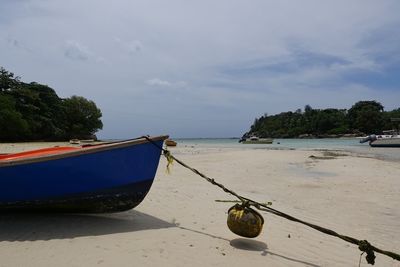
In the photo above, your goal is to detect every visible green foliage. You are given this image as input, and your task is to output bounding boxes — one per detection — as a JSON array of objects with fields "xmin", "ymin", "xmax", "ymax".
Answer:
[
  {"xmin": 62, "ymin": 96, "xmax": 103, "ymax": 139},
  {"xmin": 348, "ymin": 101, "xmax": 384, "ymax": 134},
  {"xmin": 245, "ymin": 101, "xmax": 398, "ymax": 138},
  {"xmin": 0, "ymin": 67, "xmax": 103, "ymax": 142},
  {"xmin": 383, "ymin": 108, "xmax": 400, "ymax": 132},
  {"xmin": 0, "ymin": 94, "xmax": 29, "ymax": 140},
  {"xmin": 0, "ymin": 67, "xmax": 20, "ymax": 92}
]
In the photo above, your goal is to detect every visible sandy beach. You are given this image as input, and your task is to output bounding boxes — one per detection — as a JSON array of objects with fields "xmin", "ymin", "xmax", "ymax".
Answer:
[{"xmin": 0, "ymin": 142, "xmax": 399, "ymax": 267}]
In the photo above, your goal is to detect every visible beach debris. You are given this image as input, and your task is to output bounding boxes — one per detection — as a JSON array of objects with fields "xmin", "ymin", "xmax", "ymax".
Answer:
[
  {"xmin": 322, "ymin": 151, "xmax": 348, "ymax": 157},
  {"xmin": 227, "ymin": 203, "xmax": 264, "ymax": 238},
  {"xmin": 309, "ymin": 151, "xmax": 349, "ymax": 160},
  {"xmin": 142, "ymin": 135, "xmax": 400, "ymax": 265},
  {"xmin": 309, "ymin": 155, "xmax": 335, "ymax": 160}
]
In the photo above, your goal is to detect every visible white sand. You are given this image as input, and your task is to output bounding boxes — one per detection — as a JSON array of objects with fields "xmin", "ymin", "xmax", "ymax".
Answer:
[{"xmin": 0, "ymin": 143, "xmax": 399, "ymax": 266}]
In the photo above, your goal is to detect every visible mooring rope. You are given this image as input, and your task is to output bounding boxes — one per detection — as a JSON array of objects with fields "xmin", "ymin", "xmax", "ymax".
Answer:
[{"xmin": 143, "ymin": 136, "xmax": 400, "ymax": 265}]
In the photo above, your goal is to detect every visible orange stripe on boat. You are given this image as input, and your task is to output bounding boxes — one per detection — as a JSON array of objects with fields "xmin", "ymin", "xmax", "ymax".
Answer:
[{"xmin": 0, "ymin": 147, "xmax": 79, "ymax": 161}]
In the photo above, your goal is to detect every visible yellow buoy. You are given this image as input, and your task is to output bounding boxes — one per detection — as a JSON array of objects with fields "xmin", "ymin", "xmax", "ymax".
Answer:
[{"xmin": 227, "ymin": 204, "xmax": 264, "ymax": 238}]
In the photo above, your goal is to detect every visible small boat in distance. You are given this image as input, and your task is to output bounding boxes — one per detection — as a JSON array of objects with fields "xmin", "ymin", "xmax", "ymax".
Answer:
[
  {"xmin": 165, "ymin": 139, "xmax": 177, "ymax": 147},
  {"xmin": 359, "ymin": 131, "xmax": 400, "ymax": 147},
  {"xmin": 69, "ymin": 139, "xmax": 96, "ymax": 145},
  {"xmin": 0, "ymin": 135, "xmax": 168, "ymax": 213},
  {"xmin": 239, "ymin": 136, "xmax": 273, "ymax": 144}
]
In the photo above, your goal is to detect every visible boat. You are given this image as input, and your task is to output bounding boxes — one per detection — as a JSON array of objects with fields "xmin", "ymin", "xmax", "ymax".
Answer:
[
  {"xmin": 165, "ymin": 139, "xmax": 177, "ymax": 147},
  {"xmin": 359, "ymin": 132, "xmax": 400, "ymax": 147},
  {"xmin": 0, "ymin": 135, "xmax": 168, "ymax": 213},
  {"xmin": 80, "ymin": 139, "xmax": 96, "ymax": 144},
  {"xmin": 69, "ymin": 139, "xmax": 96, "ymax": 145},
  {"xmin": 239, "ymin": 136, "xmax": 273, "ymax": 144}
]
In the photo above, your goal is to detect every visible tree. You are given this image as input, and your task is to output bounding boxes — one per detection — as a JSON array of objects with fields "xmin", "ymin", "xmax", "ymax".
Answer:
[
  {"xmin": 62, "ymin": 96, "xmax": 103, "ymax": 139},
  {"xmin": 348, "ymin": 101, "xmax": 384, "ymax": 134},
  {"xmin": 304, "ymin": 104, "xmax": 313, "ymax": 114},
  {"xmin": 0, "ymin": 66, "xmax": 104, "ymax": 141},
  {"xmin": 383, "ymin": 108, "xmax": 400, "ymax": 131},
  {"xmin": 0, "ymin": 67, "xmax": 20, "ymax": 92},
  {"xmin": 24, "ymin": 82, "xmax": 65, "ymax": 139},
  {"xmin": 7, "ymin": 82, "xmax": 67, "ymax": 140},
  {"xmin": 0, "ymin": 94, "xmax": 29, "ymax": 140}
]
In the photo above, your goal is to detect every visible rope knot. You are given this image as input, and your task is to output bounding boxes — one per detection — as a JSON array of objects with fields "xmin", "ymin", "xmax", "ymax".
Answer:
[
  {"xmin": 358, "ymin": 240, "xmax": 376, "ymax": 265},
  {"xmin": 241, "ymin": 200, "xmax": 250, "ymax": 208},
  {"xmin": 163, "ymin": 150, "xmax": 174, "ymax": 174}
]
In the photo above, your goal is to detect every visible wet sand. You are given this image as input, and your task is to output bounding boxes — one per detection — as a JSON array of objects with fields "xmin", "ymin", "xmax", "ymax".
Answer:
[{"xmin": 0, "ymin": 143, "xmax": 399, "ymax": 266}]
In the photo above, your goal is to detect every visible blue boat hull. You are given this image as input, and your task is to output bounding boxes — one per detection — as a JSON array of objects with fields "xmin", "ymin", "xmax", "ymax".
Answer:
[{"xmin": 0, "ymin": 137, "xmax": 167, "ymax": 213}]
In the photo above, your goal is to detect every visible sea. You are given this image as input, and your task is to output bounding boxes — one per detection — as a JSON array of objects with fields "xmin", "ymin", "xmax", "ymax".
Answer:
[{"xmin": 174, "ymin": 138, "xmax": 400, "ymax": 162}]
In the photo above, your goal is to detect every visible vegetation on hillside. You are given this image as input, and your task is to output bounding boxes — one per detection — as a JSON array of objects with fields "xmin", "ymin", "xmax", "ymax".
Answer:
[
  {"xmin": 244, "ymin": 101, "xmax": 400, "ymax": 139},
  {"xmin": 0, "ymin": 67, "xmax": 103, "ymax": 142}
]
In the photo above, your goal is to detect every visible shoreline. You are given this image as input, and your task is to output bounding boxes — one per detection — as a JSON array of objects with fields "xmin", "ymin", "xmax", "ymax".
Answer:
[{"xmin": 1, "ymin": 138, "xmax": 399, "ymax": 163}]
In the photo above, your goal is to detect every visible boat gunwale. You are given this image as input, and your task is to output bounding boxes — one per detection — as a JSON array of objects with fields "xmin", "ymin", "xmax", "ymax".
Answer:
[{"xmin": 0, "ymin": 135, "xmax": 168, "ymax": 167}]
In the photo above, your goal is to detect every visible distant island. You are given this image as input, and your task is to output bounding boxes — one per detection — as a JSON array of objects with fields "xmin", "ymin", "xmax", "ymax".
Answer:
[
  {"xmin": 0, "ymin": 67, "xmax": 103, "ymax": 142},
  {"xmin": 242, "ymin": 101, "xmax": 400, "ymax": 139}
]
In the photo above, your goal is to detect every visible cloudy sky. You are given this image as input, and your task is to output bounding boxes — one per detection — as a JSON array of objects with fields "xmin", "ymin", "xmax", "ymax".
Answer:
[{"xmin": 1, "ymin": 0, "xmax": 400, "ymax": 138}]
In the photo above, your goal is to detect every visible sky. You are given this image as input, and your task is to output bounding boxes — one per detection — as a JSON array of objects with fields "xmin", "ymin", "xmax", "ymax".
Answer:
[{"xmin": 1, "ymin": 0, "xmax": 400, "ymax": 138}]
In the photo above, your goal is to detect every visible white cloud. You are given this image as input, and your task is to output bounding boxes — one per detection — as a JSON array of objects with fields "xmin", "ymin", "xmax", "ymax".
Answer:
[
  {"xmin": 146, "ymin": 78, "xmax": 187, "ymax": 88},
  {"xmin": 64, "ymin": 40, "xmax": 92, "ymax": 61}
]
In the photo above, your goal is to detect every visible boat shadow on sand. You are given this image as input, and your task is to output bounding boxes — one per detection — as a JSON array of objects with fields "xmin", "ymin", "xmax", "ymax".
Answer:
[
  {"xmin": 0, "ymin": 210, "xmax": 174, "ymax": 241},
  {"xmin": 0, "ymin": 212, "xmax": 320, "ymax": 266}
]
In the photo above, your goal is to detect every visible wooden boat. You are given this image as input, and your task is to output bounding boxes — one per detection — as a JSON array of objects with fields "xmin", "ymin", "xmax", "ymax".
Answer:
[
  {"xmin": 165, "ymin": 139, "xmax": 177, "ymax": 147},
  {"xmin": 0, "ymin": 136, "xmax": 168, "ymax": 213},
  {"xmin": 69, "ymin": 139, "xmax": 96, "ymax": 145},
  {"xmin": 239, "ymin": 136, "xmax": 273, "ymax": 144},
  {"xmin": 80, "ymin": 139, "xmax": 96, "ymax": 144}
]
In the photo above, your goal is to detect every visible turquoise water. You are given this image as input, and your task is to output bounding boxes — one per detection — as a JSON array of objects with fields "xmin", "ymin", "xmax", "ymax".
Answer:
[{"xmin": 175, "ymin": 138, "xmax": 400, "ymax": 162}]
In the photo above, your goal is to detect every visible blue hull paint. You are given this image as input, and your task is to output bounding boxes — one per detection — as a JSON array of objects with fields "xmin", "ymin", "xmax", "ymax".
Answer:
[{"xmin": 0, "ymin": 137, "xmax": 166, "ymax": 212}]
